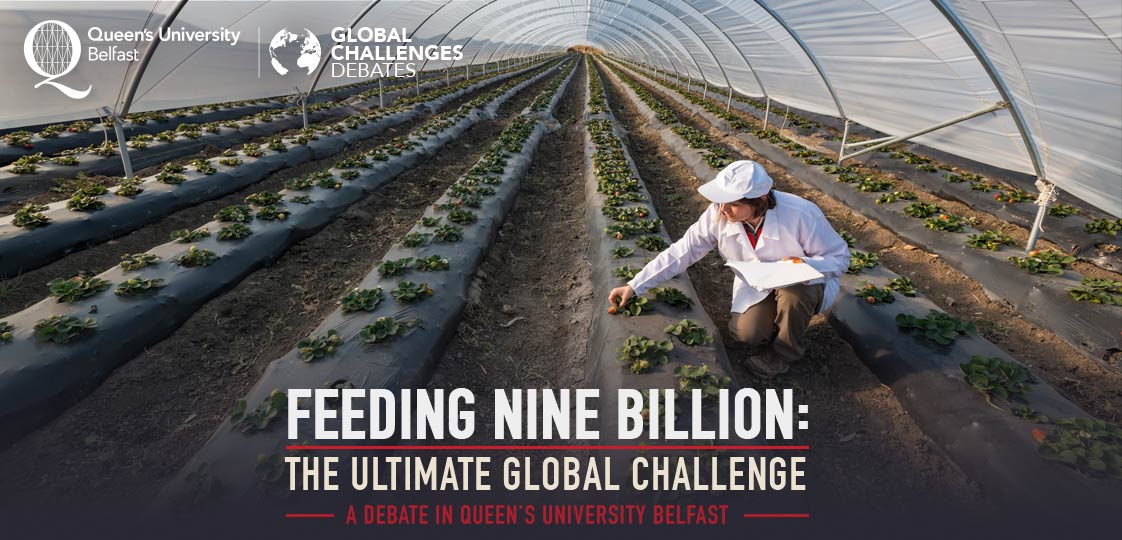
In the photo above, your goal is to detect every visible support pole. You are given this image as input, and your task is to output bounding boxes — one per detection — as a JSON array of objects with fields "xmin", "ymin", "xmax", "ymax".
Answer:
[
  {"xmin": 837, "ymin": 119, "xmax": 851, "ymax": 165},
  {"xmin": 297, "ymin": 89, "xmax": 308, "ymax": 130},
  {"xmin": 415, "ymin": 72, "xmax": 421, "ymax": 96},
  {"xmin": 763, "ymin": 97, "xmax": 771, "ymax": 131},
  {"xmin": 109, "ymin": 112, "xmax": 134, "ymax": 179},
  {"xmin": 726, "ymin": 87, "xmax": 733, "ymax": 113},
  {"xmin": 378, "ymin": 78, "xmax": 384, "ymax": 108},
  {"xmin": 446, "ymin": 66, "xmax": 451, "ymax": 86},
  {"xmin": 839, "ymin": 101, "xmax": 1007, "ymax": 163},
  {"xmin": 702, "ymin": 80, "xmax": 707, "ymax": 100},
  {"xmin": 686, "ymin": 74, "xmax": 691, "ymax": 93},
  {"xmin": 1026, "ymin": 180, "xmax": 1057, "ymax": 252}
]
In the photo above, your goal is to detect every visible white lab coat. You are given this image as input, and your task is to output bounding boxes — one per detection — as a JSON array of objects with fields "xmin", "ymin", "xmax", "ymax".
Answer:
[{"xmin": 627, "ymin": 191, "xmax": 851, "ymax": 314}]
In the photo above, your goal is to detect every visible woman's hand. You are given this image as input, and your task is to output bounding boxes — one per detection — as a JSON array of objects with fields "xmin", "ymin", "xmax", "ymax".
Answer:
[{"xmin": 608, "ymin": 285, "xmax": 635, "ymax": 307}]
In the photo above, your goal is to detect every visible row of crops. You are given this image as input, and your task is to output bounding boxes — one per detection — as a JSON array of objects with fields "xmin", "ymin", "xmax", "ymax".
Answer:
[
  {"xmin": 159, "ymin": 59, "xmax": 579, "ymax": 503},
  {"xmin": 0, "ymin": 62, "xmax": 548, "ymax": 206},
  {"xmin": 603, "ymin": 59, "xmax": 1120, "ymax": 369},
  {"xmin": 591, "ymin": 57, "xmax": 1121, "ymax": 494},
  {"xmin": 0, "ymin": 57, "xmax": 568, "ymax": 445},
  {"xmin": 0, "ymin": 61, "xmax": 555, "ymax": 278}
]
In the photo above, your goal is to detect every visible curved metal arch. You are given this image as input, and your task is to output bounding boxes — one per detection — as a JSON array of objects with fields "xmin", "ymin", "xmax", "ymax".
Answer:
[
  {"xmin": 490, "ymin": 17, "xmax": 662, "ymax": 73},
  {"xmin": 116, "ymin": 0, "xmax": 189, "ymax": 115},
  {"xmin": 473, "ymin": 4, "xmax": 694, "ymax": 76},
  {"xmin": 463, "ymin": 1, "xmax": 702, "ymax": 78},
  {"xmin": 522, "ymin": 0, "xmax": 721, "ymax": 82},
  {"xmin": 668, "ymin": 0, "xmax": 769, "ymax": 98},
  {"xmin": 413, "ymin": 0, "xmax": 500, "ymax": 76},
  {"xmin": 307, "ymin": 0, "xmax": 385, "ymax": 96},
  {"xmin": 445, "ymin": 0, "xmax": 679, "ymax": 77},
  {"xmin": 746, "ymin": 0, "xmax": 845, "ymax": 118},
  {"xmin": 929, "ymin": 0, "xmax": 1044, "ymax": 180},
  {"xmin": 593, "ymin": 0, "xmax": 736, "ymax": 94}
]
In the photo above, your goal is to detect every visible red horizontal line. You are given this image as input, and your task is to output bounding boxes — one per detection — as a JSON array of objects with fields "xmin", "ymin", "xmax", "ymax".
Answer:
[
  {"xmin": 743, "ymin": 514, "xmax": 810, "ymax": 519},
  {"xmin": 285, "ymin": 445, "xmax": 809, "ymax": 451},
  {"xmin": 285, "ymin": 513, "xmax": 335, "ymax": 519}
]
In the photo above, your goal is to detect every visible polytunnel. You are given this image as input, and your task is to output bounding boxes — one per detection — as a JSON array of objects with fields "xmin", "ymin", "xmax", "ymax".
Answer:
[
  {"xmin": 1, "ymin": 1, "xmax": 1121, "ymax": 535},
  {"xmin": 0, "ymin": 1, "xmax": 1118, "ymax": 215}
]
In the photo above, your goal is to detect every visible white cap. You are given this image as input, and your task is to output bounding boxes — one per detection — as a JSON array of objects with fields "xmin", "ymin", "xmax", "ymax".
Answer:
[{"xmin": 697, "ymin": 160, "xmax": 774, "ymax": 203}]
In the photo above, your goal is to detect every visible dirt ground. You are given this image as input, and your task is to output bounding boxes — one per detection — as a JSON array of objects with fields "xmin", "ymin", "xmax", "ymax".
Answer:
[
  {"xmin": 0, "ymin": 67, "xmax": 566, "ymax": 509},
  {"xmin": 595, "ymin": 61, "xmax": 983, "ymax": 510},
  {"xmin": 427, "ymin": 59, "xmax": 592, "ymax": 438},
  {"xmin": 599, "ymin": 62, "xmax": 1122, "ymax": 426}
]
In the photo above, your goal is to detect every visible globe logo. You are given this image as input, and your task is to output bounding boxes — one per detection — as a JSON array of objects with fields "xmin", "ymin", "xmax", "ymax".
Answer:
[
  {"xmin": 269, "ymin": 28, "xmax": 321, "ymax": 76},
  {"xmin": 23, "ymin": 20, "xmax": 91, "ymax": 99}
]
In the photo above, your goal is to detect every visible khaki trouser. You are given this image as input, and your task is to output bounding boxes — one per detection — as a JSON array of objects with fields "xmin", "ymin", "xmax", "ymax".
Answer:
[{"xmin": 728, "ymin": 283, "xmax": 824, "ymax": 363}]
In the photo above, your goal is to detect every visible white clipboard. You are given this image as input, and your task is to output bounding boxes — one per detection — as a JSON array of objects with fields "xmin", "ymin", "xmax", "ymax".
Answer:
[{"xmin": 725, "ymin": 260, "xmax": 824, "ymax": 290}]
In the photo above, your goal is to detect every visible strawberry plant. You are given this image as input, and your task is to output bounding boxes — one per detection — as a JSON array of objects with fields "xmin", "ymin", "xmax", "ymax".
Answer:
[
  {"xmin": 266, "ymin": 138, "xmax": 287, "ymax": 153},
  {"xmin": 856, "ymin": 282, "xmax": 895, "ymax": 304},
  {"xmin": 673, "ymin": 364, "xmax": 731, "ymax": 400},
  {"xmin": 245, "ymin": 191, "xmax": 284, "ymax": 206},
  {"xmin": 613, "ymin": 265, "xmax": 640, "ymax": 280},
  {"xmin": 903, "ymin": 202, "xmax": 940, "ymax": 218},
  {"xmin": 340, "ymin": 287, "xmax": 384, "ymax": 313},
  {"xmin": 447, "ymin": 207, "xmax": 477, "ymax": 225},
  {"xmin": 10, "ymin": 154, "xmax": 43, "ymax": 174},
  {"xmin": 1085, "ymin": 218, "xmax": 1122, "ymax": 237},
  {"xmin": 822, "ymin": 164, "xmax": 856, "ymax": 175},
  {"xmin": 1036, "ymin": 418, "xmax": 1122, "ymax": 480},
  {"xmin": 855, "ymin": 178, "xmax": 893, "ymax": 192},
  {"xmin": 34, "ymin": 315, "xmax": 96, "ymax": 344},
  {"xmin": 334, "ymin": 169, "xmax": 358, "ymax": 181},
  {"xmin": 884, "ymin": 277, "xmax": 918, "ymax": 296},
  {"xmin": 360, "ymin": 317, "xmax": 408, "ymax": 344},
  {"xmin": 255, "ymin": 204, "xmax": 287, "ymax": 221},
  {"xmin": 605, "ymin": 219, "xmax": 662, "ymax": 239},
  {"xmin": 285, "ymin": 177, "xmax": 314, "ymax": 191},
  {"xmin": 13, "ymin": 203, "xmax": 51, "ymax": 228},
  {"xmin": 839, "ymin": 230, "xmax": 856, "ymax": 248},
  {"xmin": 896, "ymin": 310, "xmax": 976, "ymax": 346},
  {"xmin": 617, "ymin": 335, "xmax": 672, "ymax": 374},
  {"xmin": 848, "ymin": 251, "xmax": 879, "ymax": 274},
  {"xmin": 415, "ymin": 255, "xmax": 450, "ymax": 272},
  {"xmin": 420, "ymin": 216, "xmax": 442, "ymax": 227},
  {"xmin": 1068, "ymin": 277, "xmax": 1122, "ymax": 305},
  {"xmin": 48, "ymin": 275, "xmax": 111, "ymax": 303},
  {"xmin": 805, "ymin": 156, "xmax": 832, "ymax": 166},
  {"xmin": 837, "ymin": 173, "xmax": 865, "ymax": 184},
  {"xmin": 242, "ymin": 143, "xmax": 263, "ymax": 157},
  {"xmin": 191, "ymin": 159, "xmax": 216, "ymax": 175},
  {"xmin": 119, "ymin": 253, "xmax": 159, "ymax": 271},
  {"xmin": 916, "ymin": 164, "xmax": 938, "ymax": 173},
  {"xmin": 433, "ymin": 225, "xmax": 463, "ymax": 243},
  {"xmin": 960, "ymin": 355, "xmax": 1037, "ymax": 404},
  {"xmin": 1048, "ymin": 204, "xmax": 1078, "ymax": 218},
  {"xmin": 391, "ymin": 281, "xmax": 433, "ymax": 304},
  {"xmin": 1009, "ymin": 249, "xmax": 1075, "ymax": 275},
  {"xmin": 170, "ymin": 227, "xmax": 211, "ymax": 243},
  {"xmin": 1012, "ymin": 405, "xmax": 1048, "ymax": 423},
  {"xmin": 6, "ymin": 130, "xmax": 33, "ymax": 148},
  {"xmin": 400, "ymin": 232, "xmax": 431, "ymax": 247},
  {"xmin": 297, "ymin": 330, "xmax": 341, "ymax": 361},
  {"xmin": 611, "ymin": 246, "xmax": 634, "ymax": 259},
  {"xmin": 970, "ymin": 181, "xmax": 995, "ymax": 192},
  {"xmin": 115, "ymin": 176, "xmax": 144, "ymax": 196},
  {"xmin": 609, "ymin": 296, "xmax": 648, "ymax": 317},
  {"xmin": 66, "ymin": 192, "xmax": 106, "ymax": 212},
  {"xmin": 217, "ymin": 223, "xmax": 252, "ymax": 241},
  {"xmin": 218, "ymin": 157, "xmax": 242, "ymax": 167},
  {"xmin": 176, "ymin": 246, "xmax": 218, "ymax": 267},
  {"xmin": 0, "ymin": 322, "xmax": 12, "ymax": 343},
  {"xmin": 215, "ymin": 205, "xmax": 253, "ymax": 222},
  {"xmin": 636, "ymin": 235, "xmax": 669, "ymax": 252},
  {"xmin": 664, "ymin": 319, "xmax": 713, "ymax": 346},
  {"xmin": 289, "ymin": 195, "xmax": 312, "ymax": 205},
  {"xmin": 155, "ymin": 171, "xmax": 185, "ymax": 185},
  {"xmin": 652, "ymin": 287, "xmax": 691, "ymax": 308},
  {"xmin": 115, "ymin": 277, "xmax": 165, "ymax": 296},
  {"xmin": 378, "ymin": 257, "xmax": 413, "ymax": 278},
  {"xmin": 966, "ymin": 229, "xmax": 1016, "ymax": 250},
  {"xmin": 230, "ymin": 389, "xmax": 286, "ymax": 432},
  {"xmin": 993, "ymin": 188, "xmax": 1033, "ymax": 204},
  {"xmin": 52, "ymin": 155, "xmax": 79, "ymax": 166},
  {"xmin": 876, "ymin": 191, "xmax": 917, "ymax": 204},
  {"xmin": 925, "ymin": 213, "xmax": 972, "ymax": 232}
]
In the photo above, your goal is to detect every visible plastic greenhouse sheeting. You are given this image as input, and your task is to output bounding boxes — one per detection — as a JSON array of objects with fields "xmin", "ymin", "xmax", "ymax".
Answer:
[{"xmin": 0, "ymin": 1, "xmax": 1119, "ymax": 216}]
